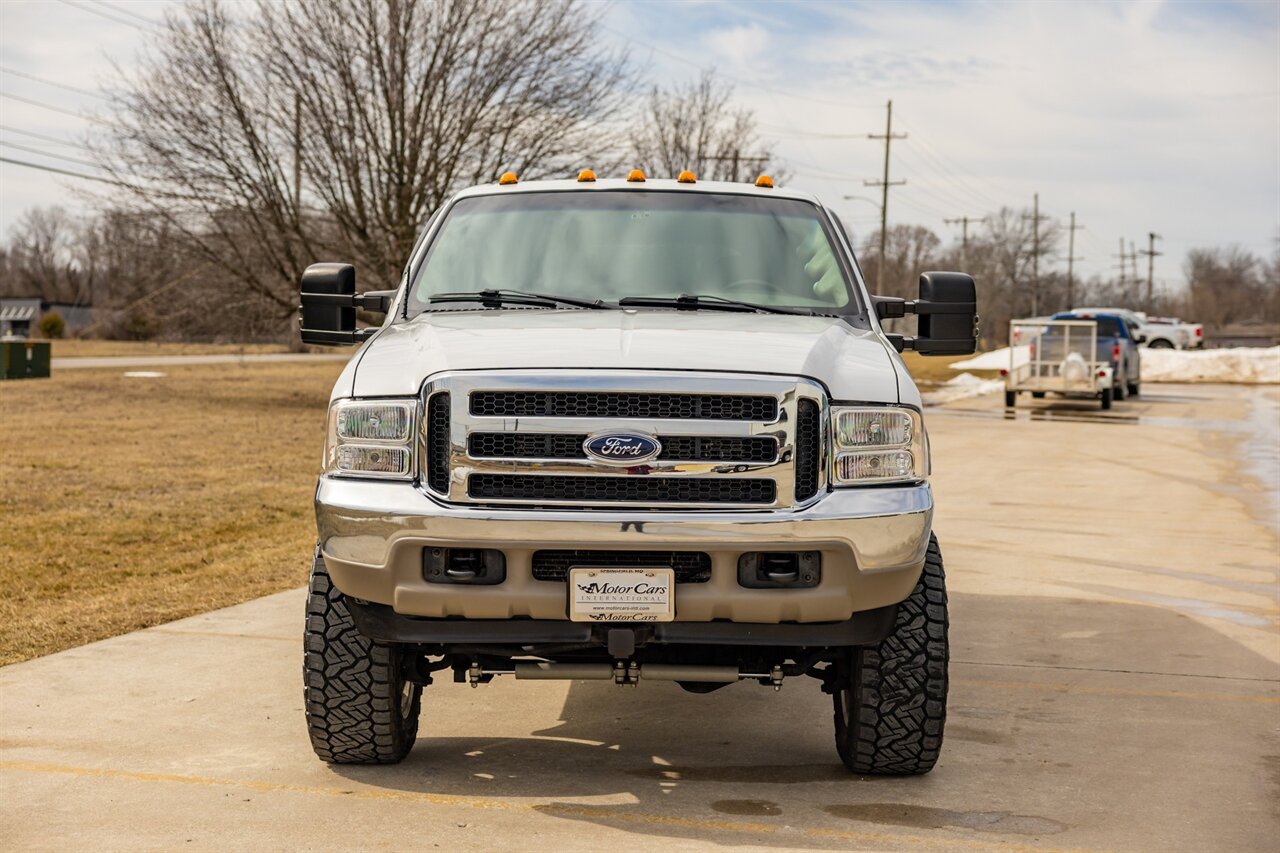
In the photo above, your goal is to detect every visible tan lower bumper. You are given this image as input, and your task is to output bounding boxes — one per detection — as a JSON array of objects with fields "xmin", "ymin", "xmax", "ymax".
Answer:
[{"xmin": 315, "ymin": 479, "xmax": 932, "ymax": 624}]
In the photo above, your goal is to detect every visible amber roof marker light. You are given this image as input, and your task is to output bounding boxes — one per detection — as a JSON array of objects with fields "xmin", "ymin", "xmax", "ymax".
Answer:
[
  {"xmin": 577, "ymin": 169, "xmax": 597, "ymax": 182},
  {"xmin": 498, "ymin": 171, "xmax": 518, "ymax": 185},
  {"xmin": 754, "ymin": 174, "xmax": 774, "ymax": 188},
  {"xmin": 626, "ymin": 169, "xmax": 646, "ymax": 182},
  {"xmin": 676, "ymin": 170, "xmax": 696, "ymax": 184}
]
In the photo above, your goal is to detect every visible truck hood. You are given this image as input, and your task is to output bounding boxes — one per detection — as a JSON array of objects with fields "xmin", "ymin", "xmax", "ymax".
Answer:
[{"xmin": 343, "ymin": 310, "xmax": 904, "ymax": 403}]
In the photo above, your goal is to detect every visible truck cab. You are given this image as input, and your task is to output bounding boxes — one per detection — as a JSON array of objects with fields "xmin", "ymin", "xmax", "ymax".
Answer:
[{"xmin": 299, "ymin": 172, "xmax": 976, "ymax": 775}]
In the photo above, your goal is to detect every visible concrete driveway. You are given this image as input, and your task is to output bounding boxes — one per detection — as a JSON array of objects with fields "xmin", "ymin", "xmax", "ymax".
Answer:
[{"xmin": 2, "ymin": 384, "xmax": 1277, "ymax": 852}]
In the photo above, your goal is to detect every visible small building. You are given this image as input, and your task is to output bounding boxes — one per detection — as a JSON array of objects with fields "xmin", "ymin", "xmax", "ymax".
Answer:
[
  {"xmin": 0, "ymin": 298, "xmax": 40, "ymax": 338},
  {"xmin": 0, "ymin": 298, "xmax": 96, "ymax": 337}
]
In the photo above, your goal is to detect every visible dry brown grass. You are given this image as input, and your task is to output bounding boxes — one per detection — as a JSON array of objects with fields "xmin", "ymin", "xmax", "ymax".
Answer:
[
  {"xmin": 899, "ymin": 351, "xmax": 1000, "ymax": 387},
  {"xmin": 0, "ymin": 361, "xmax": 345, "ymax": 664},
  {"xmin": 51, "ymin": 340, "xmax": 292, "ymax": 358}
]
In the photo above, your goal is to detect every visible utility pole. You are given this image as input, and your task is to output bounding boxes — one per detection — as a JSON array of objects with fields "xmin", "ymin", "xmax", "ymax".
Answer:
[
  {"xmin": 1065, "ymin": 212, "xmax": 1084, "ymax": 309},
  {"xmin": 704, "ymin": 149, "xmax": 768, "ymax": 183},
  {"xmin": 1023, "ymin": 193, "xmax": 1050, "ymax": 316},
  {"xmin": 1114, "ymin": 239, "xmax": 1128, "ymax": 289},
  {"xmin": 1140, "ymin": 232, "xmax": 1162, "ymax": 312},
  {"xmin": 943, "ymin": 215, "xmax": 987, "ymax": 268},
  {"xmin": 1129, "ymin": 240, "xmax": 1139, "ymax": 303},
  {"xmin": 865, "ymin": 100, "xmax": 907, "ymax": 291}
]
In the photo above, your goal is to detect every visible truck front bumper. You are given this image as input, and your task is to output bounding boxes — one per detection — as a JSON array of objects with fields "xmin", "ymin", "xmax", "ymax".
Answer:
[{"xmin": 316, "ymin": 479, "xmax": 933, "ymax": 625}]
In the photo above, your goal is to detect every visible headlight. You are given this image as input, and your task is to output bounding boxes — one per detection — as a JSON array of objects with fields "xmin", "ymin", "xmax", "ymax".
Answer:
[
  {"xmin": 830, "ymin": 406, "xmax": 927, "ymax": 485},
  {"xmin": 324, "ymin": 398, "xmax": 417, "ymax": 480}
]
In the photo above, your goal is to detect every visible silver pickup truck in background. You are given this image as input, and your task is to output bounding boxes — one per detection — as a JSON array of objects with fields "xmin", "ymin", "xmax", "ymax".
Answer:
[{"xmin": 298, "ymin": 171, "xmax": 977, "ymax": 775}]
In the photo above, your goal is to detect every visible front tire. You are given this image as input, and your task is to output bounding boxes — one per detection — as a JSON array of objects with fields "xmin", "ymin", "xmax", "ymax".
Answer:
[
  {"xmin": 304, "ymin": 551, "xmax": 421, "ymax": 764},
  {"xmin": 1004, "ymin": 390, "xmax": 1016, "ymax": 408},
  {"xmin": 834, "ymin": 535, "xmax": 948, "ymax": 775}
]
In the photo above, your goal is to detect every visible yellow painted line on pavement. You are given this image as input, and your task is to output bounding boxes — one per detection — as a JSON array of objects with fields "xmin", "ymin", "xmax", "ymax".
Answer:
[
  {"xmin": 956, "ymin": 677, "xmax": 1280, "ymax": 704},
  {"xmin": 0, "ymin": 759, "xmax": 1104, "ymax": 853}
]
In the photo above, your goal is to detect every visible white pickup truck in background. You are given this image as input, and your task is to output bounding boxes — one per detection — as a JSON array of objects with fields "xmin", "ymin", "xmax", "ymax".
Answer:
[{"xmin": 1072, "ymin": 306, "xmax": 1202, "ymax": 349}]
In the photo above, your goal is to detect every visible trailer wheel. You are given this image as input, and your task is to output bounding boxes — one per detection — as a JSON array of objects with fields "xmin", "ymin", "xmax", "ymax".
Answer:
[
  {"xmin": 1031, "ymin": 392, "xmax": 1045, "ymax": 399},
  {"xmin": 304, "ymin": 551, "xmax": 421, "ymax": 764},
  {"xmin": 1101, "ymin": 387, "xmax": 1113, "ymax": 410},
  {"xmin": 1004, "ymin": 390, "xmax": 1016, "ymax": 408},
  {"xmin": 833, "ymin": 535, "xmax": 948, "ymax": 775}
]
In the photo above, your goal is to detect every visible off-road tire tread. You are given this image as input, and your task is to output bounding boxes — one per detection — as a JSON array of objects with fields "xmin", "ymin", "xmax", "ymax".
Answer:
[
  {"xmin": 304, "ymin": 553, "xmax": 420, "ymax": 764},
  {"xmin": 836, "ymin": 535, "xmax": 948, "ymax": 775}
]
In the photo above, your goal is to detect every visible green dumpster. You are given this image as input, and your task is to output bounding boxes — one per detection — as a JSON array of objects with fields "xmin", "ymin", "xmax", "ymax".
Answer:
[{"xmin": 0, "ymin": 340, "xmax": 51, "ymax": 380}]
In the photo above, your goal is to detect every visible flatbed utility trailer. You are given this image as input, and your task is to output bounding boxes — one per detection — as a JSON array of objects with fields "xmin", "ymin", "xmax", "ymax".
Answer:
[{"xmin": 1003, "ymin": 319, "xmax": 1115, "ymax": 410}]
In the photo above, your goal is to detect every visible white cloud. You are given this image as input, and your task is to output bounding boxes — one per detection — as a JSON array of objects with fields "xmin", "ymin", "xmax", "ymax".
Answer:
[{"xmin": 705, "ymin": 23, "xmax": 770, "ymax": 68}]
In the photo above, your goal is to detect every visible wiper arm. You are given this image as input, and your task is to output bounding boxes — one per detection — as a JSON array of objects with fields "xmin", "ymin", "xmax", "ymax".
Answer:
[
  {"xmin": 428, "ymin": 289, "xmax": 612, "ymax": 309},
  {"xmin": 617, "ymin": 294, "xmax": 810, "ymax": 316}
]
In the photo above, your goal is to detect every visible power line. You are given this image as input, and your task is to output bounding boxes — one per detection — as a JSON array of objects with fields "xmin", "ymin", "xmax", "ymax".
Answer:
[
  {"xmin": 0, "ymin": 91, "xmax": 113, "ymax": 125},
  {"xmin": 0, "ymin": 124, "xmax": 94, "ymax": 152},
  {"xmin": 90, "ymin": 0, "xmax": 160, "ymax": 26},
  {"xmin": 0, "ymin": 155, "xmax": 120, "ymax": 185},
  {"xmin": 0, "ymin": 140, "xmax": 102, "ymax": 170},
  {"xmin": 0, "ymin": 66, "xmax": 111, "ymax": 101},
  {"xmin": 53, "ymin": 0, "xmax": 156, "ymax": 30}
]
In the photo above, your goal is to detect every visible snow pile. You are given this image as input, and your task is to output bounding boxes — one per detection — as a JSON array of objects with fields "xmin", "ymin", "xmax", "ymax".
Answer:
[
  {"xmin": 1139, "ymin": 346, "xmax": 1280, "ymax": 384},
  {"xmin": 948, "ymin": 345, "xmax": 1028, "ymax": 372},
  {"xmin": 946, "ymin": 345, "xmax": 1280, "ymax": 384},
  {"xmin": 922, "ymin": 372, "xmax": 1005, "ymax": 405}
]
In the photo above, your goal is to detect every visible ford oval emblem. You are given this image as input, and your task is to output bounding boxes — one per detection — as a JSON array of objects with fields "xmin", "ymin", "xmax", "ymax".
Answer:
[{"xmin": 583, "ymin": 431, "xmax": 662, "ymax": 465}]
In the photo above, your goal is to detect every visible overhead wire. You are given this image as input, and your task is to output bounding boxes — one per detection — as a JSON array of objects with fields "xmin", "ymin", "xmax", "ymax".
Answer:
[
  {"xmin": 53, "ymin": 0, "xmax": 157, "ymax": 31},
  {"xmin": 0, "ymin": 140, "xmax": 103, "ymax": 170}
]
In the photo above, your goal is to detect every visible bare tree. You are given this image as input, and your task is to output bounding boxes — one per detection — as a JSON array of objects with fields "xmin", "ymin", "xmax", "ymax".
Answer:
[
  {"xmin": 94, "ymin": 0, "xmax": 633, "ymax": 317},
  {"xmin": 629, "ymin": 70, "xmax": 782, "ymax": 182},
  {"xmin": 2, "ymin": 207, "xmax": 90, "ymax": 303}
]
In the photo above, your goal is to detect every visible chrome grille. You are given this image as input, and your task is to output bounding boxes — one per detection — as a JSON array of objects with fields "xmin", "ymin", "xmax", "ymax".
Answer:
[
  {"xmin": 467, "ymin": 432, "xmax": 778, "ymax": 463},
  {"xmin": 470, "ymin": 390, "xmax": 777, "ymax": 420},
  {"xmin": 420, "ymin": 370, "xmax": 826, "ymax": 510}
]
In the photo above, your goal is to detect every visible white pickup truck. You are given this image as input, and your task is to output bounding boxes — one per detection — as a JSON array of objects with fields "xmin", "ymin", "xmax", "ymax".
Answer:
[{"xmin": 298, "ymin": 172, "xmax": 977, "ymax": 775}]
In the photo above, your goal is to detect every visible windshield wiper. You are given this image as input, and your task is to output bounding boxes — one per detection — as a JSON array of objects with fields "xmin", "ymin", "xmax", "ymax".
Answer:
[
  {"xmin": 428, "ymin": 289, "xmax": 613, "ymax": 309},
  {"xmin": 617, "ymin": 294, "xmax": 811, "ymax": 316}
]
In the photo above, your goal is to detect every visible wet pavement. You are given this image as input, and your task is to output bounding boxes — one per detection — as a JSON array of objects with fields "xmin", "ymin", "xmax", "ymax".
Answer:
[{"xmin": 1, "ymin": 383, "xmax": 1276, "ymax": 852}]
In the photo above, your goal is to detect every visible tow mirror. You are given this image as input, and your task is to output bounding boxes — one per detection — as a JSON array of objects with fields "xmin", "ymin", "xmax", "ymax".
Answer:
[
  {"xmin": 873, "ymin": 271, "xmax": 978, "ymax": 356},
  {"xmin": 298, "ymin": 263, "xmax": 397, "ymax": 346}
]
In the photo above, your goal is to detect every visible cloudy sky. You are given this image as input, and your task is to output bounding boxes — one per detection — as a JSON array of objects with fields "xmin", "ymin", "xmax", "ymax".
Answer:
[{"xmin": 1, "ymin": 0, "xmax": 1276, "ymax": 294}]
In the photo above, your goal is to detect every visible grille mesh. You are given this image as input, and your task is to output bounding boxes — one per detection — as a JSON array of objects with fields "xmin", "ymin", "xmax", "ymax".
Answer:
[
  {"xmin": 531, "ymin": 550, "xmax": 712, "ymax": 583},
  {"xmin": 468, "ymin": 432, "xmax": 777, "ymax": 463},
  {"xmin": 794, "ymin": 398, "xmax": 821, "ymax": 501},
  {"xmin": 426, "ymin": 392, "xmax": 451, "ymax": 492},
  {"xmin": 468, "ymin": 474, "xmax": 776, "ymax": 505},
  {"xmin": 470, "ymin": 391, "xmax": 777, "ymax": 421}
]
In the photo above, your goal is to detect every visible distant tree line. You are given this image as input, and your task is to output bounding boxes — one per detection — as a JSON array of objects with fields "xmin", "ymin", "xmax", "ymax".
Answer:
[{"xmin": 853, "ymin": 216, "xmax": 1280, "ymax": 347}]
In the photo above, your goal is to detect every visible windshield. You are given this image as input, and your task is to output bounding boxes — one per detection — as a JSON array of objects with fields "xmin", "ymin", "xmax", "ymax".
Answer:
[{"xmin": 407, "ymin": 191, "xmax": 857, "ymax": 315}]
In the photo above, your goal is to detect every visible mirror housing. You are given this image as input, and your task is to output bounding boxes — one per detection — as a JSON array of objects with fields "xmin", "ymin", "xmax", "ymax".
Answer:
[
  {"xmin": 298, "ymin": 263, "xmax": 396, "ymax": 346},
  {"xmin": 875, "ymin": 271, "xmax": 978, "ymax": 356}
]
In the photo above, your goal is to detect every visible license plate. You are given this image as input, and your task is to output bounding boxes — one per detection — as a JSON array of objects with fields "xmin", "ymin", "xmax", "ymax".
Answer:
[{"xmin": 568, "ymin": 567, "xmax": 675, "ymax": 623}]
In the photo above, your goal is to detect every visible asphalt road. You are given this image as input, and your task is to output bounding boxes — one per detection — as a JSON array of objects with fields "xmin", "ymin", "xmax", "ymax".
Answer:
[{"xmin": 2, "ymin": 384, "xmax": 1277, "ymax": 852}]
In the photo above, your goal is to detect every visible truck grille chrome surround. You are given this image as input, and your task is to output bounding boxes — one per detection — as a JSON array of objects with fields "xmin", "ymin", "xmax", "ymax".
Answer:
[{"xmin": 419, "ymin": 370, "xmax": 828, "ymax": 510}]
